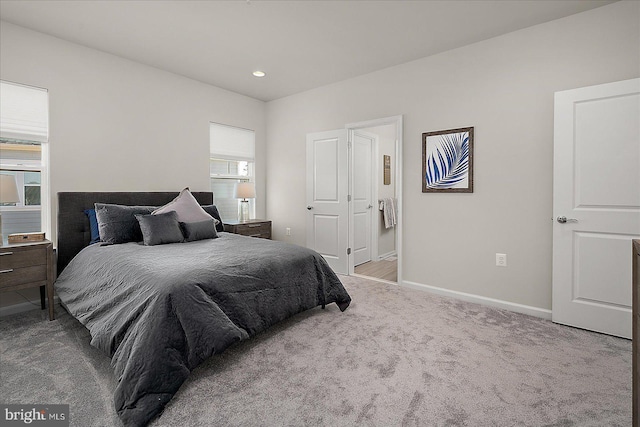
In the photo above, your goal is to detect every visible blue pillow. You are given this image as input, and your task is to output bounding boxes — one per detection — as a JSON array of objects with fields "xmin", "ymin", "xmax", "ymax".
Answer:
[{"xmin": 84, "ymin": 208, "xmax": 100, "ymax": 244}]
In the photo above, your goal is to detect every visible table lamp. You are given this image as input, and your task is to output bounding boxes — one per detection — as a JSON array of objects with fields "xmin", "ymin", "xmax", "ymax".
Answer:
[
  {"xmin": 234, "ymin": 182, "xmax": 255, "ymax": 222},
  {"xmin": 0, "ymin": 174, "xmax": 20, "ymax": 245}
]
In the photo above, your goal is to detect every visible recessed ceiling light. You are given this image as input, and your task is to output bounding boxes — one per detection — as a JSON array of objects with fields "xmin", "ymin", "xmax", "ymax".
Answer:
[{"xmin": 252, "ymin": 71, "xmax": 266, "ymax": 77}]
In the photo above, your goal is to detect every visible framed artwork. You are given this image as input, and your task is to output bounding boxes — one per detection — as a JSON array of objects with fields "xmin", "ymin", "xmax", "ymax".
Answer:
[
  {"xmin": 383, "ymin": 155, "xmax": 391, "ymax": 185},
  {"xmin": 422, "ymin": 126, "xmax": 474, "ymax": 193}
]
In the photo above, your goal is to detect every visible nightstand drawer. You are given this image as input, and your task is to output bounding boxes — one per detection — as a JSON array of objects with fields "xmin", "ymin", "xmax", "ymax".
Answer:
[
  {"xmin": 0, "ymin": 246, "xmax": 47, "ymax": 269},
  {"xmin": 224, "ymin": 220, "xmax": 272, "ymax": 239},
  {"xmin": 235, "ymin": 223, "xmax": 271, "ymax": 238},
  {"xmin": 0, "ymin": 265, "xmax": 47, "ymax": 289}
]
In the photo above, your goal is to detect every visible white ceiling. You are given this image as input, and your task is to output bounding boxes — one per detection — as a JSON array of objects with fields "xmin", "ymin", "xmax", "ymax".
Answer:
[{"xmin": 0, "ymin": 0, "xmax": 614, "ymax": 102}]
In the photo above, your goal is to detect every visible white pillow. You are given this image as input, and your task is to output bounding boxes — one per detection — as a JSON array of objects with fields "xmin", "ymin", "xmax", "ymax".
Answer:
[{"xmin": 152, "ymin": 188, "xmax": 214, "ymax": 223}]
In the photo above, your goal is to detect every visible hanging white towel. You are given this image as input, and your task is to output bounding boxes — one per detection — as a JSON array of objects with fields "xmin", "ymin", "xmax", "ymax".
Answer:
[{"xmin": 378, "ymin": 197, "xmax": 397, "ymax": 229}]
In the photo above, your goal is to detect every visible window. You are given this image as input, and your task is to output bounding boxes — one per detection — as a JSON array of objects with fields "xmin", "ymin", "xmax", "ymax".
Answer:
[
  {"xmin": 0, "ymin": 169, "xmax": 41, "ymax": 207},
  {"xmin": 209, "ymin": 123, "xmax": 255, "ymax": 221},
  {"xmin": 0, "ymin": 81, "xmax": 49, "ymax": 239},
  {"xmin": 0, "ymin": 142, "xmax": 44, "ymax": 238},
  {"xmin": 24, "ymin": 171, "xmax": 41, "ymax": 206}
]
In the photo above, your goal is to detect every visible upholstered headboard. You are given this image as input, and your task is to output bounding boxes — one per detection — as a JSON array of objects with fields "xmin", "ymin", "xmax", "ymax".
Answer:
[{"xmin": 57, "ymin": 192, "xmax": 214, "ymax": 274}]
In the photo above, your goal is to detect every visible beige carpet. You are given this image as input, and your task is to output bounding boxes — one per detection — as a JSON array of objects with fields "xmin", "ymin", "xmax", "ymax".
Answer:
[{"xmin": 0, "ymin": 275, "xmax": 631, "ymax": 426}]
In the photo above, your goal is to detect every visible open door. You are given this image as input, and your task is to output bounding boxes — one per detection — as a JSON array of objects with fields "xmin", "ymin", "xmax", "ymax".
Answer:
[
  {"xmin": 351, "ymin": 129, "xmax": 376, "ymax": 267},
  {"xmin": 552, "ymin": 78, "xmax": 640, "ymax": 338},
  {"xmin": 306, "ymin": 129, "xmax": 349, "ymax": 274}
]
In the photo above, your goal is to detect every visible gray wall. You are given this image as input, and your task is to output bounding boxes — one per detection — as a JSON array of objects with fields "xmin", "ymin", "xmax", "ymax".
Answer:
[
  {"xmin": 265, "ymin": 1, "xmax": 640, "ymax": 312},
  {"xmin": 0, "ymin": 21, "xmax": 267, "ymax": 246}
]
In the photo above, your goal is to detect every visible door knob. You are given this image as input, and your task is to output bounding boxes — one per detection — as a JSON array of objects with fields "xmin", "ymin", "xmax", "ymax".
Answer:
[
  {"xmin": 366, "ymin": 204, "xmax": 373, "ymax": 209},
  {"xmin": 557, "ymin": 216, "xmax": 578, "ymax": 224},
  {"xmin": 306, "ymin": 206, "xmax": 313, "ymax": 210}
]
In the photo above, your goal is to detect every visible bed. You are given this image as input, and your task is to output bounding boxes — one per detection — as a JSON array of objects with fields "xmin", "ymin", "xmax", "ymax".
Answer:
[{"xmin": 54, "ymin": 191, "xmax": 351, "ymax": 427}]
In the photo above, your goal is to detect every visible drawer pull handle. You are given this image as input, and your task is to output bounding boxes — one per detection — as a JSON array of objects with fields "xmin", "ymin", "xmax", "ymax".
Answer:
[
  {"xmin": 249, "ymin": 234, "xmax": 263, "ymax": 237},
  {"xmin": 0, "ymin": 252, "xmax": 13, "ymax": 256},
  {"xmin": 247, "ymin": 224, "xmax": 262, "ymax": 228},
  {"xmin": 0, "ymin": 269, "xmax": 14, "ymax": 274}
]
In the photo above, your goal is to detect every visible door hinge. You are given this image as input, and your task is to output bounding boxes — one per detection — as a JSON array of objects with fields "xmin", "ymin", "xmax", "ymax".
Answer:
[
  {"xmin": 347, "ymin": 195, "xmax": 351, "ymax": 202},
  {"xmin": 347, "ymin": 248, "xmax": 351, "ymax": 255}
]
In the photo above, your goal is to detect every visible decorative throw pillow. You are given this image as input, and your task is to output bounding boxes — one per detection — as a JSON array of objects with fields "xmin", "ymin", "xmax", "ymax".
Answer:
[
  {"xmin": 180, "ymin": 219, "xmax": 218, "ymax": 242},
  {"xmin": 201, "ymin": 205, "xmax": 225, "ymax": 232},
  {"xmin": 135, "ymin": 211, "xmax": 184, "ymax": 246},
  {"xmin": 152, "ymin": 188, "xmax": 213, "ymax": 223},
  {"xmin": 95, "ymin": 203, "xmax": 156, "ymax": 245},
  {"xmin": 84, "ymin": 208, "xmax": 100, "ymax": 244}
]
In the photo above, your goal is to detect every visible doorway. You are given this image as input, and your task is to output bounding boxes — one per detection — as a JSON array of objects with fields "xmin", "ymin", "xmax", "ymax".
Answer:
[
  {"xmin": 348, "ymin": 116, "xmax": 402, "ymax": 284},
  {"xmin": 305, "ymin": 116, "xmax": 402, "ymax": 284}
]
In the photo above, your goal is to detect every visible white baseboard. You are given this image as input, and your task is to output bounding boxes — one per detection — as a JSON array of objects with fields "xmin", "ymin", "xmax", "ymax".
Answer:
[
  {"xmin": 401, "ymin": 280, "xmax": 552, "ymax": 320},
  {"xmin": 0, "ymin": 297, "xmax": 59, "ymax": 318},
  {"xmin": 377, "ymin": 251, "xmax": 397, "ymax": 261}
]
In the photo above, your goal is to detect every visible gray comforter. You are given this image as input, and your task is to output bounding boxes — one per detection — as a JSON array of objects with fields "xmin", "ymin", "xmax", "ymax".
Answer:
[{"xmin": 55, "ymin": 233, "xmax": 351, "ymax": 427}]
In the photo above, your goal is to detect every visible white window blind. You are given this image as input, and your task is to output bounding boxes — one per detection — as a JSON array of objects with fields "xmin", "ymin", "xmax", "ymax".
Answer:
[
  {"xmin": 210, "ymin": 123, "xmax": 254, "ymax": 161},
  {"xmin": 0, "ymin": 81, "xmax": 49, "ymax": 143}
]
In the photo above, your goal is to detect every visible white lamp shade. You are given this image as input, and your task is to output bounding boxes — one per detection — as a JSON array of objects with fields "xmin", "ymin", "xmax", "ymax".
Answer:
[
  {"xmin": 234, "ymin": 182, "xmax": 256, "ymax": 199},
  {"xmin": 0, "ymin": 174, "xmax": 20, "ymax": 204}
]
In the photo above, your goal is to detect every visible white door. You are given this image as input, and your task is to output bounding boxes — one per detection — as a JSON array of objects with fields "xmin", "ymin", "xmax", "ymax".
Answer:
[
  {"xmin": 552, "ymin": 78, "xmax": 640, "ymax": 338},
  {"xmin": 351, "ymin": 130, "xmax": 375, "ymax": 266},
  {"xmin": 306, "ymin": 130, "xmax": 349, "ymax": 274}
]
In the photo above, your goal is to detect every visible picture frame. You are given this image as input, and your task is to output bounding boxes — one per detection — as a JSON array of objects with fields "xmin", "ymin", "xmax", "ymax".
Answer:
[
  {"xmin": 383, "ymin": 155, "xmax": 391, "ymax": 185},
  {"xmin": 422, "ymin": 126, "xmax": 474, "ymax": 193}
]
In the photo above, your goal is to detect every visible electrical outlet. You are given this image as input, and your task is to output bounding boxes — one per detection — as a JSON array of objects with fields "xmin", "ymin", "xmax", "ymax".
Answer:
[
  {"xmin": 496, "ymin": 253, "xmax": 507, "ymax": 267},
  {"xmin": 285, "ymin": 227, "xmax": 291, "ymax": 236}
]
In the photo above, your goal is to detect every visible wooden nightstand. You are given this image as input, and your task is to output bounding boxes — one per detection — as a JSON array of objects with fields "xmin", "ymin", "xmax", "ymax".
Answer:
[
  {"xmin": 0, "ymin": 240, "xmax": 55, "ymax": 320},
  {"xmin": 224, "ymin": 219, "xmax": 272, "ymax": 239}
]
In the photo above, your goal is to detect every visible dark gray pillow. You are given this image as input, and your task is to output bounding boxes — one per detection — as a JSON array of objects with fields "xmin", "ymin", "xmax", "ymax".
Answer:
[
  {"xmin": 202, "ymin": 205, "xmax": 224, "ymax": 232},
  {"xmin": 135, "ymin": 211, "xmax": 184, "ymax": 246},
  {"xmin": 95, "ymin": 203, "xmax": 156, "ymax": 244},
  {"xmin": 180, "ymin": 219, "xmax": 218, "ymax": 242}
]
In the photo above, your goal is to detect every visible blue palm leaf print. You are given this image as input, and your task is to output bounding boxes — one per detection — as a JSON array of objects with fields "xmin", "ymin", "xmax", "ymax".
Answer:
[{"xmin": 425, "ymin": 132, "xmax": 469, "ymax": 189}]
